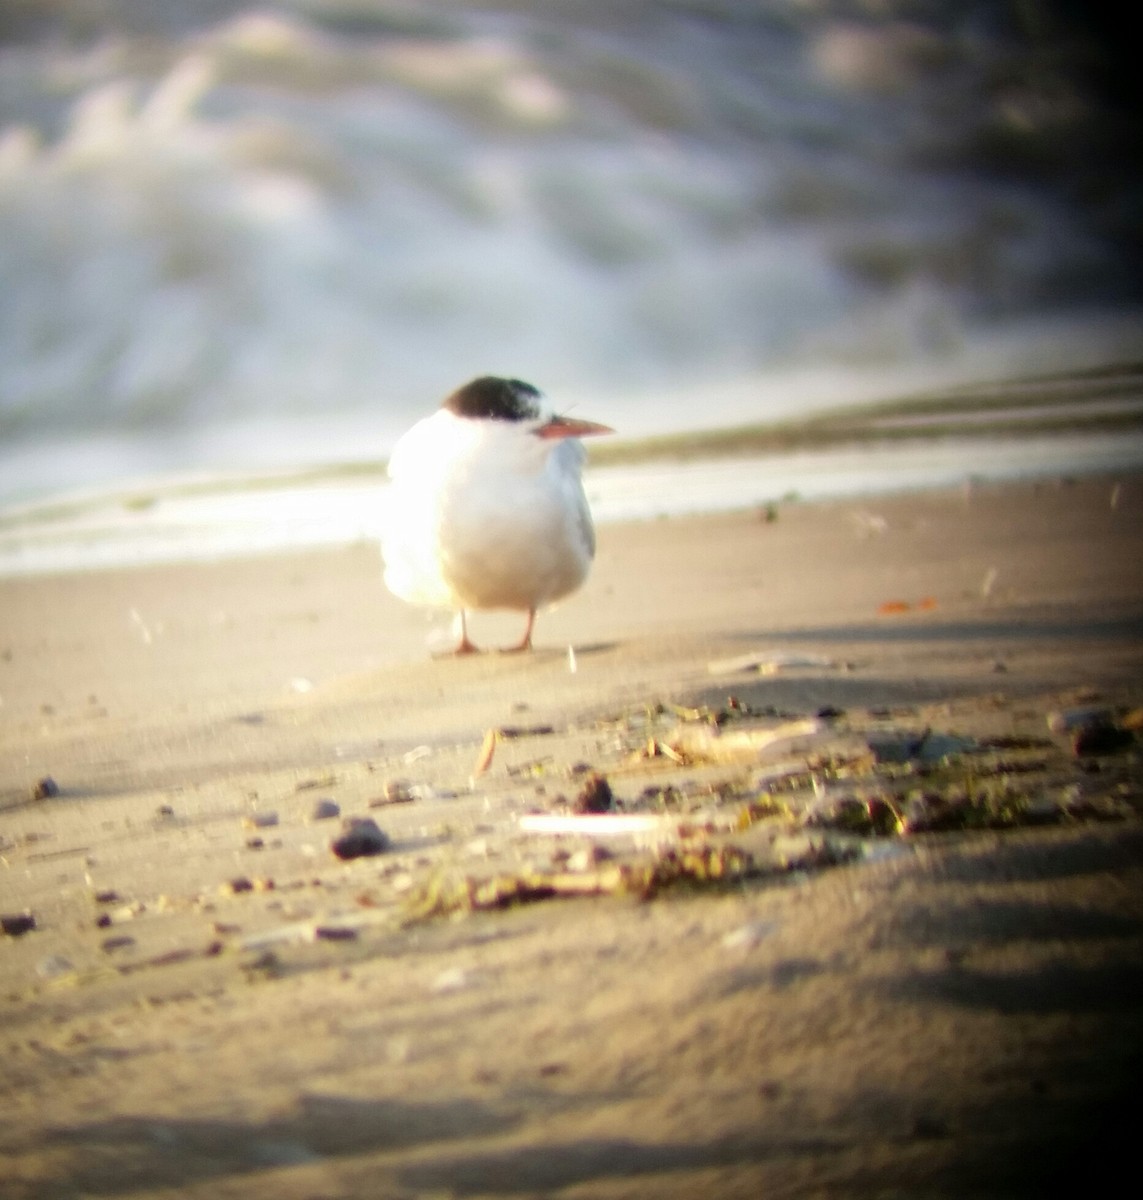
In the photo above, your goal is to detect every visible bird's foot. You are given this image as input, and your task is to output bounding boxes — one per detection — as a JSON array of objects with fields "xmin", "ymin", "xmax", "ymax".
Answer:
[
  {"xmin": 498, "ymin": 609, "xmax": 536, "ymax": 654},
  {"xmin": 497, "ymin": 638, "xmax": 533, "ymax": 655},
  {"xmin": 433, "ymin": 612, "xmax": 483, "ymax": 656}
]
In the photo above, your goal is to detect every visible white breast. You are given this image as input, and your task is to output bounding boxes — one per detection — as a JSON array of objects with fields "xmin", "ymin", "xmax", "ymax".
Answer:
[{"xmin": 382, "ymin": 410, "xmax": 596, "ymax": 614}]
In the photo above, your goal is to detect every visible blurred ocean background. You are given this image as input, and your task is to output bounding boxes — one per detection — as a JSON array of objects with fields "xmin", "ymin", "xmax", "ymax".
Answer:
[{"xmin": 1, "ymin": 0, "xmax": 1141, "ymax": 568}]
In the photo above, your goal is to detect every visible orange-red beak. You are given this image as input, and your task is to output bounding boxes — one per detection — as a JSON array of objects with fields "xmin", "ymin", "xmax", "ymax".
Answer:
[{"xmin": 535, "ymin": 415, "xmax": 614, "ymax": 440}]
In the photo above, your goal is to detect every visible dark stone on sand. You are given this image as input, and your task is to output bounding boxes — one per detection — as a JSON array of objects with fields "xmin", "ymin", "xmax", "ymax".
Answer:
[
  {"xmin": 33, "ymin": 776, "xmax": 59, "ymax": 800},
  {"xmin": 2, "ymin": 912, "xmax": 37, "ymax": 937},
  {"xmin": 331, "ymin": 817, "xmax": 390, "ymax": 860},
  {"xmin": 313, "ymin": 924, "xmax": 358, "ymax": 941},
  {"xmin": 573, "ymin": 773, "xmax": 614, "ymax": 813},
  {"xmin": 310, "ymin": 798, "xmax": 341, "ymax": 820},
  {"xmin": 1072, "ymin": 721, "xmax": 1133, "ymax": 757}
]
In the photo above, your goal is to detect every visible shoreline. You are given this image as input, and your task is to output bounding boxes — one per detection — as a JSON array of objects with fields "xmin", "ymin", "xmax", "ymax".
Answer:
[
  {"xmin": 2, "ymin": 356, "xmax": 1142, "ymax": 580},
  {"xmin": 2, "ymin": 425, "xmax": 1142, "ymax": 579}
]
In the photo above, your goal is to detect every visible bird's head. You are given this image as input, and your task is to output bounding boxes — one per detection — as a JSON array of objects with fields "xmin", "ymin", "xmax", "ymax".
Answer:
[{"xmin": 443, "ymin": 377, "xmax": 613, "ymax": 442}]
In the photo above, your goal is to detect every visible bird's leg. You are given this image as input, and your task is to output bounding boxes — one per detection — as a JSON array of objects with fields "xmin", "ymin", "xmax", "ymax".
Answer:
[
  {"xmin": 502, "ymin": 608, "xmax": 536, "ymax": 654},
  {"xmin": 452, "ymin": 610, "xmax": 481, "ymax": 655}
]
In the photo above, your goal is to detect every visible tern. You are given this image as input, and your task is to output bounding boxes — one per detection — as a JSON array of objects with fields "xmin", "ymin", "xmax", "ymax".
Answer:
[{"xmin": 381, "ymin": 376, "xmax": 613, "ymax": 654}]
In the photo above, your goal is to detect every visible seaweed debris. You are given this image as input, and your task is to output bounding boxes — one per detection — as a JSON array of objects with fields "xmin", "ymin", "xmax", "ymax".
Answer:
[{"xmin": 404, "ymin": 840, "xmax": 852, "ymax": 920}]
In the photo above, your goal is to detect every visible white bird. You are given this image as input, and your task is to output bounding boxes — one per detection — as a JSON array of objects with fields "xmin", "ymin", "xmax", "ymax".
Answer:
[{"xmin": 381, "ymin": 376, "xmax": 613, "ymax": 654}]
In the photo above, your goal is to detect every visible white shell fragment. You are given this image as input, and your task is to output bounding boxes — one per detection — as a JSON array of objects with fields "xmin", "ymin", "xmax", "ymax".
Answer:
[
  {"xmin": 707, "ymin": 651, "xmax": 838, "ymax": 675},
  {"xmin": 721, "ymin": 921, "xmax": 778, "ymax": 950}
]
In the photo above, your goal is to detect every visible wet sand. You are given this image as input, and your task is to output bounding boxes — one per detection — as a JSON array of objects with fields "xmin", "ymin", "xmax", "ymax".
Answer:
[{"xmin": 2, "ymin": 474, "xmax": 1143, "ymax": 1198}]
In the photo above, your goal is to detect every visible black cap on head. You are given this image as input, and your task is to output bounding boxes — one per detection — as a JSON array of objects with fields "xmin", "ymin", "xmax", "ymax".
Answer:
[{"xmin": 443, "ymin": 377, "xmax": 543, "ymax": 422}]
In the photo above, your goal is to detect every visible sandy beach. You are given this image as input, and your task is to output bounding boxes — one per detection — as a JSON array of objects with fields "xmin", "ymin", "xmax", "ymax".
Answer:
[{"xmin": 3, "ymin": 472, "xmax": 1143, "ymax": 1198}]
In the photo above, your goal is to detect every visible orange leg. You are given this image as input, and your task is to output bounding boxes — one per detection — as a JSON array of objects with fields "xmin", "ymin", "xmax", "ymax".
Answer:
[
  {"xmin": 452, "ymin": 610, "xmax": 481, "ymax": 655},
  {"xmin": 502, "ymin": 608, "xmax": 536, "ymax": 654}
]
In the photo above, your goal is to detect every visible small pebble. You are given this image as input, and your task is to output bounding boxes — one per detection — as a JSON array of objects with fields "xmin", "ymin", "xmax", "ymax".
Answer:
[
  {"xmin": 309, "ymin": 798, "xmax": 341, "ymax": 821},
  {"xmin": 224, "ymin": 877, "xmax": 255, "ymax": 895},
  {"xmin": 101, "ymin": 935, "xmax": 136, "ymax": 953},
  {"xmin": 243, "ymin": 811, "xmax": 279, "ymax": 829},
  {"xmin": 32, "ymin": 777, "xmax": 59, "ymax": 800},
  {"xmin": 572, "ymin": 773, "xmax": 613, "ymax": 814},
  {"xmin": 1, "ymin": 912, "xmax": 36, "ymax": 937},
  {"xmin": 370, "ymin": 781, "xmax": 414, "ymax": 807},
  {"xmin": 313, "ymin": 924, "xmax": 358, "ymax": 942},
  {"xmin": 1072, "ymin": 722, "xmax": 1132, "ymax": 757},
  {"xmin": 331, "ymin": 817, "xmax": 390, "ymax": 860}
]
